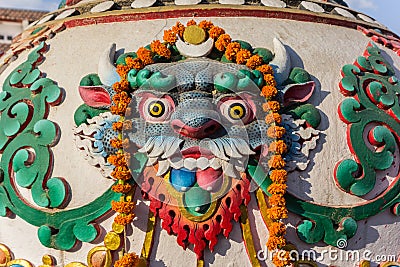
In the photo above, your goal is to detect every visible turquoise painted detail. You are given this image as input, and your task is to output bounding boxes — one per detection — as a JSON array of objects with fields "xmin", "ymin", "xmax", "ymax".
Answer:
[
  {"xmin": 80, "ymin": 74, "xmax": 102, "ymax": 86},
  {"xmin": 58, "ymin": 0, "xmax": 66, "ymax": 8},
  {"xmin": 288, "ymin": 104, "xmax": 321, "ymax": 128},
  {"xmin": 234, "ymin": 40, "xmax": 253, "ymax": 52},
  {"xmin": 184, "ymin": 186, "xmax": 211, "ymax": 216},
  {"xmin": 0, "ymin": 42, "xmax": 147, "ymax": 251},
  {"xmin": 286, "ymin": 67, "xmax": 312, "ymax": 85},
  {"xmin": 74, "ymin": 104, "xmax": 108, "ymax": 127},
  {"xmin": 253, "ymin": 47, "xmax": 273, "ymax": 64}
]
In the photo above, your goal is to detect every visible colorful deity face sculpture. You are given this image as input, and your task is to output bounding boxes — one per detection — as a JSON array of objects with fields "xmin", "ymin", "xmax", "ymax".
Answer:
[
  {"xmin": 124, "ymin": 59, "xmax": 267, "ymax": 255},
  {"xmin": 75, "ymin": 26, "xmax": 317, "ymax": 259}
]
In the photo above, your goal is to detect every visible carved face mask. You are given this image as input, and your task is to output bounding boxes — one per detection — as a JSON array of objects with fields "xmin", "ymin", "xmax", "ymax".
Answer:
[
  {"xmin": 74, "ymin": 33, "xmax": 317, "ymax": 259},
  {"xmin": 122, "ymin": 59, "xmax": 271, "ymax": 256}
]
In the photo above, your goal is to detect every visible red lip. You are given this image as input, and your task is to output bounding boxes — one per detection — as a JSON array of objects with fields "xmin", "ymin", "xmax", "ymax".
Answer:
[{"xmin": 181, "ymin": 146, "xmax": 214, "ymax": 159}]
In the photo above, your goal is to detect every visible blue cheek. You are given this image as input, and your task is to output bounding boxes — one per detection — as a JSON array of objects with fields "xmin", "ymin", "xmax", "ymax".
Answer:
[{"xmin": 170, "ymin": 168, "xmax": 196, "ymax": 192}]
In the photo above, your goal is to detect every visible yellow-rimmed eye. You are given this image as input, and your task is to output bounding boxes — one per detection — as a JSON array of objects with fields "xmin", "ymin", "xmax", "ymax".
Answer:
[
  {"xmin": 148, "ymin": 101, "xmax": 165, "ymax": 117},
  {"xmin": 219, "ymin": 98, "xmax": 254, "ymax": 125},
  {"xmin": 141, "ymin": 96, "xmax": 174, "ymax": 123},
  {"xmin": 228, "ymin": 103, "xmax": 246, "ymax": 120}
]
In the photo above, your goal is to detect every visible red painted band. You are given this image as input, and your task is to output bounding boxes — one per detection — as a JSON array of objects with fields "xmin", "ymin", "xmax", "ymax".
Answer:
[{"xmin": 63, "ymin": 6, "xmax": 393, "ymax": 36}]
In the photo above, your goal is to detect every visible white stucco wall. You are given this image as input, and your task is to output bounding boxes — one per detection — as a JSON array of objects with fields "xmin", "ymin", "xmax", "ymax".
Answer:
[{"xmin": 0, "ymin": 21, "xmax": 23, "ymax": 43}]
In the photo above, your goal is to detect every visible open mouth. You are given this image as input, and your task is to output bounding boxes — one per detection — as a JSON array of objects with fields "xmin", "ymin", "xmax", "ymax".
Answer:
[
  {"xmin": 142, "ymin": 145, "xmax": 247, "ymax": 192},
  {"xmin": 136, "ymin": 135, "xmax": 256, "ymax": 194}
]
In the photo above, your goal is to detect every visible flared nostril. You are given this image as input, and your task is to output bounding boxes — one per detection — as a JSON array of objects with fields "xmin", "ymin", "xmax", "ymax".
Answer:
[
  {"xmin": 203, "ymin": 122, "xmax": 218, "ymax": 135},
  {"xmin": 172, "ymin": 123, "xmax": 182, "ymax": 132},
  {"xmin": 170, "ymin": 119, "xmax": 220, "ymax": 139}
]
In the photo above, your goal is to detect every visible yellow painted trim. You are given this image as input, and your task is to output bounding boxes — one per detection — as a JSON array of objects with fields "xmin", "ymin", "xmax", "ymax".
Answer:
[
  {"xmin": 256, "ymin": 188, "xmax": 273, "ymax": 229},
  {"xmin": 239, "ymin": 205, "xmax": 261, "ymax": 267},
  {"xmin": 139, "ymin": 211, "xmax": 157, "ymax": 267}
]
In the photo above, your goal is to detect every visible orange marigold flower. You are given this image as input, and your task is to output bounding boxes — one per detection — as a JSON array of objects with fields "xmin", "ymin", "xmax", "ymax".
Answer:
[
  {"xmin": 267, "ymin": 236, "xmax": 287, "ymax": 251},
  {"xmin": 246, "ymin": 54, "xmax": 263, "ymax": 69},
  {"xmin": 126, "ymin": 57, "xmax": 143, "ymax": 70},
  {"xmin": 269, "ymin": 140, "xmax": 287, "ymax": 155},
  {"xmin": 186, "ymin": 19, "xmax": 196, "ymax": 26},
  {"xmin": 269, "ymin": 221, "xmax": 287, "ymax": 236},
  {"xmin": 111, "ymin": 200, "xmax": 136, "ymax": 214},
  {"xmin": 261, "ymin": 85, "xmax": 278, "ymax": 99},
  {"xmin": 112, "ymin": 80, "xmax": 129, "ymax": 93},
  {"xmin": 270, "ymin": 169, "xmax": 288, "ymax": 184},
  {"xmin": 112, "ymin": 184, "xmax": 132, "ymax": 194},
  {"xmin": 113, "ymin": 121, "xmax": 124, "ymax": 132},
  {"xmin": 137, "ymin": 47, "xmax": 154, "ymax": 66},
  {"xmin": 267, "ymin": 183, "xmax": 287, "ymax": 195},
  {"xmin": 114, "ymin": 252, "xmax": 140, "ymax": 267},
  {"xmin": 209, "ymin": 26, "xmax": 225, "ymax": 39},
  {"xmin": 268, "ymin": 206, "xmax": 288, "ymax": 220},
  {"xmin": 163, "ymin": 29, "xmax": 177, "ymax": 44},
  {"xmin": 272, "ymin": 251, "xmax": 291, "ymax": 267},
  {"xmin": 265, "ymin": 112, "xmax": 282, "ymax": 124},
  {"xmin": 111, "ymin": 165, "xmax": 132, "ymax": 181},
  {"xmin": 268, "ymin": 154, "xmax": 286, "ymax": 169},
  {"xmin": 267, "ymin": 126, "xmax": 286, "ymax": 139},
  {"xmin": 262, "ymin": 101, "xmax": 281, "ymax": 112},
  {"xmin": 264, "ymin": 74, "xmax": 277, "ymax": 87},
  {"xmin": 111, "ymin": 92, "xmax": 131, "ymax": 115},
  {"xmin": 236, "ymin": 49, "xmax": 252, "ymax": 65},
  {"xmin": 114, "ymin": 213, "xmax": 135, "ymax": 226},
  {"xmin": 116, "ymin": 64, "xmax": 130, "ymax": 79},
  {"xmin": 225, "ymin": 42, "xmax": 241, "ymax": 61},
  {"xmin": 172, "ymin": 22, "xmax": 185, "ymax": 38},
  {"xmin": 111, "ymin": 138, "xmax": 123, "ymax": 149},
  {"xmin": 107, "ymin": 152, "xmax": 126, "ymax": 166},
  {"xmin": 215, "ymin": 34, "xmax": 231, "ymax": 51},
  {"xmin": 150, "ymin": 40, "xmax": 171, "ymax": 59},
  {"xmin": 268, "ymin": 194, "xmax": 286, "ymax": 207},
  {"xmin": 199, "ymin": 20, "xmax": 214, "ymax": 30},
  {"xmin": 256, "ymin": 64, "xmax": 274, "ymax": 75}
]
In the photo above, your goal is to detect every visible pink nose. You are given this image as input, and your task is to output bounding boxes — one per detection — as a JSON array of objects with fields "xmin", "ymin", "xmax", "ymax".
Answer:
[{"xmin": 171, "ymin": 119, "xmax": 220, "ymax": 139}]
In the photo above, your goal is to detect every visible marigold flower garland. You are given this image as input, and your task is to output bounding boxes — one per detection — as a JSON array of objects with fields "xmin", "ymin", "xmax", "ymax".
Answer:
[{"xmin": 107, "ymin": 20, "xmax": 290, "ymax": 267}]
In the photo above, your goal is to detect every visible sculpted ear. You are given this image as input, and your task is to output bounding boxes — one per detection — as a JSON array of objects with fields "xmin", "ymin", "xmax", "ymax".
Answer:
[
  {"xmin": 282, "ymin": 81, "xmax": 315, "ymax": 106},
  {"xmin": 79, "ymin": 86, "xmax": 112, "ymax": 108}
]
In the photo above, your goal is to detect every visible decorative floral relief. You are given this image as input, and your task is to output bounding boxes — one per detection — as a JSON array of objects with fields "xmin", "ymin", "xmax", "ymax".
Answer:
[
  {"xmin": 336, "ymin": 42, "xmax": 400, "ymax": 196},
  {"xmin": 0, "ymin": 42, "xmax": 121, "ymax": 252},
  {"xmin": 74, "ymin": 112, "xmax": 120, "ymax": 178},
  {"xmin": 285, "ymin": 42, "xmax": 400, "ymax": 250}
]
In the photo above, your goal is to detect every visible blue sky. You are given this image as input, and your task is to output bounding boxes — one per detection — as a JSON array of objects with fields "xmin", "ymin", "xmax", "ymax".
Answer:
[{"xmin": 0, "ymin": 0, "xmax": 398, "ymax": 35}]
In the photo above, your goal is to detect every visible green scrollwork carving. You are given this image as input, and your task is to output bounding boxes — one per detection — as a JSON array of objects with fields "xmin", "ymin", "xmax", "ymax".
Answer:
[
  {"xmin": 270, "ymin": 42, "xmax": 400, "ymax": 248},
  {"xmin": 336, "ymin": 42, "xmax": 400, "ymax": 196},
  {"xmin": 250, "ymin": 44, "xmax": 400, "ymax": 245},
  {"xmin": 0, "ymin": 42, "xmax": 148, "ymax": 251}
]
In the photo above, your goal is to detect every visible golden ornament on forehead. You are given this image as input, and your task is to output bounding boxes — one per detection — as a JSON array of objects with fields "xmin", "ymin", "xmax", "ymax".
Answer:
[{"xmin": 183, "ymin": 25, "xmax": 207, "ymax": 45}]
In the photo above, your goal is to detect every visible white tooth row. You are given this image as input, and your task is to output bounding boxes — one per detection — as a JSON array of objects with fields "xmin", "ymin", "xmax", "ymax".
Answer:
[
  {"xmin": 167, "ymin": 157, "xmax": 222, "ymax": 171},
  {"xmin": 149, "ymin": 156, "xmax": 244, "ymax": 180}
]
